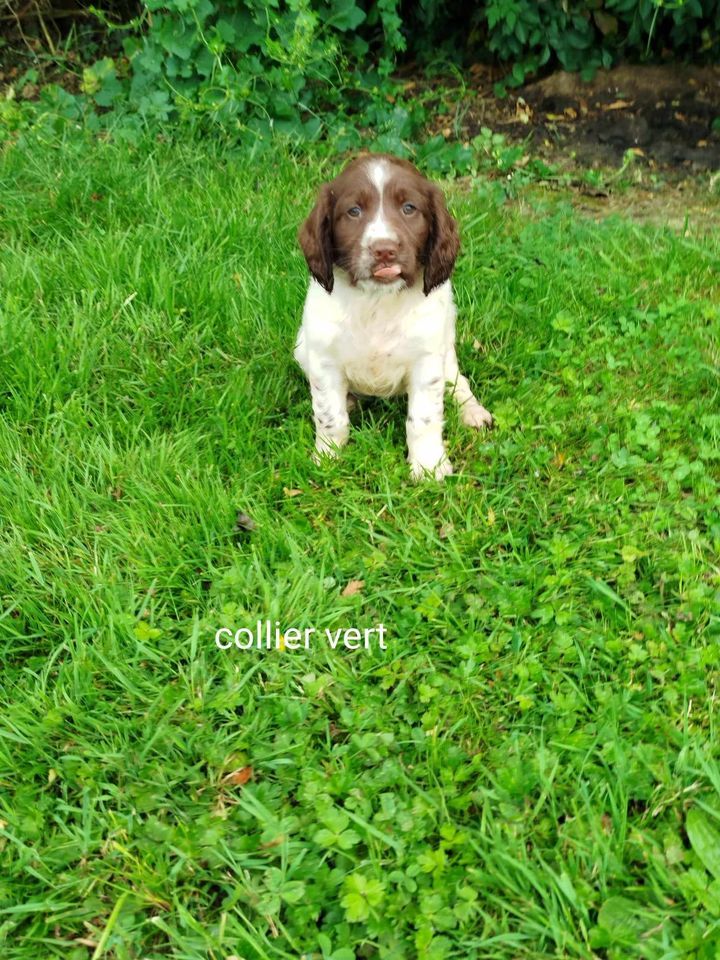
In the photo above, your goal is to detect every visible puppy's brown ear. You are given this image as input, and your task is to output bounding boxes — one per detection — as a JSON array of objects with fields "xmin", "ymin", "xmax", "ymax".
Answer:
[
  {"xmin": 298, "ymin": 183, "xmax": 335, "ymax": 293},
  {"xmin": 423, "ymin": 184, "xmax": 460, "ymax": 295}
]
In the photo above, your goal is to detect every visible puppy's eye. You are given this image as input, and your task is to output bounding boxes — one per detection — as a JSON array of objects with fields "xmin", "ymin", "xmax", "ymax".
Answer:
[
  {"xmin": 402, "ymin": 202, "xmax": 416, "ymax": 215},
  {"xmin": 348, "ymin": 206, "xmax": 362, "ymax": 218}
]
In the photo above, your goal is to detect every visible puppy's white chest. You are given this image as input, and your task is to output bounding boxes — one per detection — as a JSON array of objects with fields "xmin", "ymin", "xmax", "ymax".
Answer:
[
  {"xmin": 338, "ymin": 310, "xmax": 413, "ymax": 397},
  {"xmin": 295, "ymin": 274, "xmax": 456, "ymax": 399}
]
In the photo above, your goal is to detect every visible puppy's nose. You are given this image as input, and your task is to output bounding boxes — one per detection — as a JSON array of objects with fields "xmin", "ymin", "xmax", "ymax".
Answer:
[{"xmin": 370, "ymin": 242, "xmax": 398, "ymax": 264}]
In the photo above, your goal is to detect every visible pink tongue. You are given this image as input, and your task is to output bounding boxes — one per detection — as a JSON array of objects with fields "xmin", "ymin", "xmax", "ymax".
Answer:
[{"xmin": 373, "ymin": 264, "xmax": 402, "ymax": 279}]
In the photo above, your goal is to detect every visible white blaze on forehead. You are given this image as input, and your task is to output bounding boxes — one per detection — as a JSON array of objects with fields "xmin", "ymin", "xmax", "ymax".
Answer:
[
  {"xmin": 362, "ymin": 159, "xmax": 399, "ymax": 248},
  {"xmin": 369, "ymin": 159, "xmax": 388, "ymax": 194}
]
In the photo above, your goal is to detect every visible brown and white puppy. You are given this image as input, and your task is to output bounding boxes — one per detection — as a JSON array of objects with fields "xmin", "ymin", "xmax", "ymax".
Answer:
[{"xmin": 295, "ymin": 153, "xmax": 492, "ymax": 480}]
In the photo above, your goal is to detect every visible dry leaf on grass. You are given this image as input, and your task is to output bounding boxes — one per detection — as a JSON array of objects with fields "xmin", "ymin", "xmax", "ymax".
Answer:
[
  {"xmin": 341, "ymin": 579, "xmax": 364, "ymax": 597},
  {"xmin": 604, "ymin": 99, "xmax": 633, "ymax": 111},
  {"xmin": 224, "ymin": 765, "xmax": 253, "ymax": 786},
  {"xmin": 515, "ymin": 97, "xmax": 533, "ymax": 124},
  {"xmin": 234, "ymin": 511, "xmax": 256, "ymax": 533},
  {"xmin": 260, "ymin": 835, "xmax": 285, "ymax": 849}
]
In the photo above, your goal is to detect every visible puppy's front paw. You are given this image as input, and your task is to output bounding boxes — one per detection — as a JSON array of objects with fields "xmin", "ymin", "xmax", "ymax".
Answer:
[
  {"xmin": 409, "ymin": 456, "xmax": 454, "ymax": 482},
  {"xmin": 312, "ymin": 427, "xmax": 349, "ymax": 463},
  {"xmin": 461, "ymin": 402, "xmax": 494, "ymax": 430},
  {"xmin": 312, "ymin": 444, "xmax": 341, "ymax": 465}
]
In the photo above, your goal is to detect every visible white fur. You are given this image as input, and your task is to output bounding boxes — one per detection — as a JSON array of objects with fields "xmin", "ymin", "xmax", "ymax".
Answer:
[
  {"xmin": 294, "ymin": 269, "xmax": 492, "ymax": 480},
  {"xmin": 362, "ymin": 160, "xmax": 398, "ymax": 250}
]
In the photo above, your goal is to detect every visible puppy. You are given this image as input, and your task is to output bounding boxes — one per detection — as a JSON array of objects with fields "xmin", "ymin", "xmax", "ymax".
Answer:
[{"xmin": 295, "ymin": 153, "xmax": 492, "ymax": 480}]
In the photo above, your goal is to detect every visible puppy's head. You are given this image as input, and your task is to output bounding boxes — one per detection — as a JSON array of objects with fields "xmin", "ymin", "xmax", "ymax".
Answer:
[{"xmin": 298, "ymin": 154, "xmax": 459, "ymax": 296}]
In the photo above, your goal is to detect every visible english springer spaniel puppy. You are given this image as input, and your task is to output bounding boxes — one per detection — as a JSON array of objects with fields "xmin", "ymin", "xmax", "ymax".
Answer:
[{"xmin": 295, "ymin": 153, "xmax": 493, "ymax": 480}]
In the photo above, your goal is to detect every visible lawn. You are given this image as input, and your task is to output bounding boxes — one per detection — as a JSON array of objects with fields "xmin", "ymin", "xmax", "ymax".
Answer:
[{"xmin": 1, "ymin": 133, "xmax": 719, "ymax": 960}]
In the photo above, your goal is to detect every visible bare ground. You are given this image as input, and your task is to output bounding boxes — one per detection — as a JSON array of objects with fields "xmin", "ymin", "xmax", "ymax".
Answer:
[
  {"xmin": 428, "ymin": 63, "xmax": 720, "ymax": 230},
  {"xmin": 458, "ymin": 63, "xmax": 720, "ymax": 173}
]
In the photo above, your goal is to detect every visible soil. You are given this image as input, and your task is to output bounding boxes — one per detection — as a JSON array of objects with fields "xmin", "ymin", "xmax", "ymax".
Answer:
[{"xmin": 459, "ymin": 63, "xmax": 720, "ymax": 176}]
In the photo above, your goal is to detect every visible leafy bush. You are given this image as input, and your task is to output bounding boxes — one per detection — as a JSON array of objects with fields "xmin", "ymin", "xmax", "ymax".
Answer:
[
  {"xmin": 84, "ymin": 0, "xmax": 415, "ymax": 139},
  {"xmin": 2, "ymin": 0, "xmax": 719, "ymax": 149},
  {"xmin": 115, "ymin": 0, "xmax": 720, "ymax": 116},
  {"xmin": 116, "ymin": 0, "xmax": 720, "ymax": 127},
  {"xmin": 478, "ymin": 0, "xmax": 719, "ymax": 86}
]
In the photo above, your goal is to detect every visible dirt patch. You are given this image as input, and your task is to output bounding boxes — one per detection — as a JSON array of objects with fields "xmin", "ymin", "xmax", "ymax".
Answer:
[
  {"xmin": 545, "ymin": 181, "xmax": 720, "ymax": 234},
  {"xmin": 463, "ymin": 64, "xmax": 720, "ymax": 175}
]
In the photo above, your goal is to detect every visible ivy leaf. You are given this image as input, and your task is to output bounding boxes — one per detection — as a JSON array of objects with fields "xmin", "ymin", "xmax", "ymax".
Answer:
[
  {"xmin": 341, "ymin": 874, "xmax": 386, "ymax": 922},
  {"xmin": 329, "ymin": 0, "xmax": 366, "ymax": 31},
  {"xmin": 686, "ymin": 808, "xmax": 720, "ymax": 879},
  {"xmin": 337, "ymin": 828, "xmax": 361, "ymax": 850},
  {"xmin": 321, "ymin": 807, "xmax": 349, "ymax": 833},
  {"xmin": 313, "ymin": 825, "xmax": 360, "ymax": 849},
  {"xmin": 133, "ymin": 622, "xmax": 161, "ymax": 641},
  {"xmin": 313, "ymin": 828, "xmax": 337, "ymax": 847},
  {"xmin": 220, "ymin": 12, "xmax": 264, "ymax": 51},
  {"xmin": 551, "ymin": 310, "xmax": 577, "ymax": 334},
  {"xmin": 279, "ymin": 881, "xmax": 306, "ymax": 904},
  {"xmin": 94, "ymin": 73, "xmax": 123, "ymax": 108},
  {"xmin": 341, "ymin": 890, "xmax": 370, "ymax": 922},
  {"xmin": 318, "ymin": 935, "xmax": 355, "ymax": 960},
  {"xmin": 596, "ymin": 896, "xmax": 646, "ymax": 939},
  {"xmin": 155, "ymin": 17, "xmax": 197, "ymax": 59},
  {"xmin": 256, "ymin": 892, "xmax": 281, "ymax": 916}
]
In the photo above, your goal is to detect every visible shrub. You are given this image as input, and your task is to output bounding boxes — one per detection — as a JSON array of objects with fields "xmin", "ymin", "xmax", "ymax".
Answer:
[
  {"xmin": 112, "ymin": 0, "xmax": 720, "ymax": 127},
  {"xmin": 2, "ymin": 1, "xmax": 718, "ymax": 147}
]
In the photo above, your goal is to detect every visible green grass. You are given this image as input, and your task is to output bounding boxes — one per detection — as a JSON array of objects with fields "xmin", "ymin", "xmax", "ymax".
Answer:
[{"xmin": 1, "ymin": 132, "xmax": 719, "ymax": 960}]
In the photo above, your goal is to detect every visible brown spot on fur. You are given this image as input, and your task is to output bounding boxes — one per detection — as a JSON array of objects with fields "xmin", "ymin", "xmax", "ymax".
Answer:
[{"xmin": 298, "ymin": 182, "xmax": 335, "ymax": 292}]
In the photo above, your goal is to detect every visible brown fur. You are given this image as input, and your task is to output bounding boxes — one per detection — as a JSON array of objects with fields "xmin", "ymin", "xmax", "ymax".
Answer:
[{"xmin": 298, "ymin": 154, "xmax": 460, "ymax": 296}]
